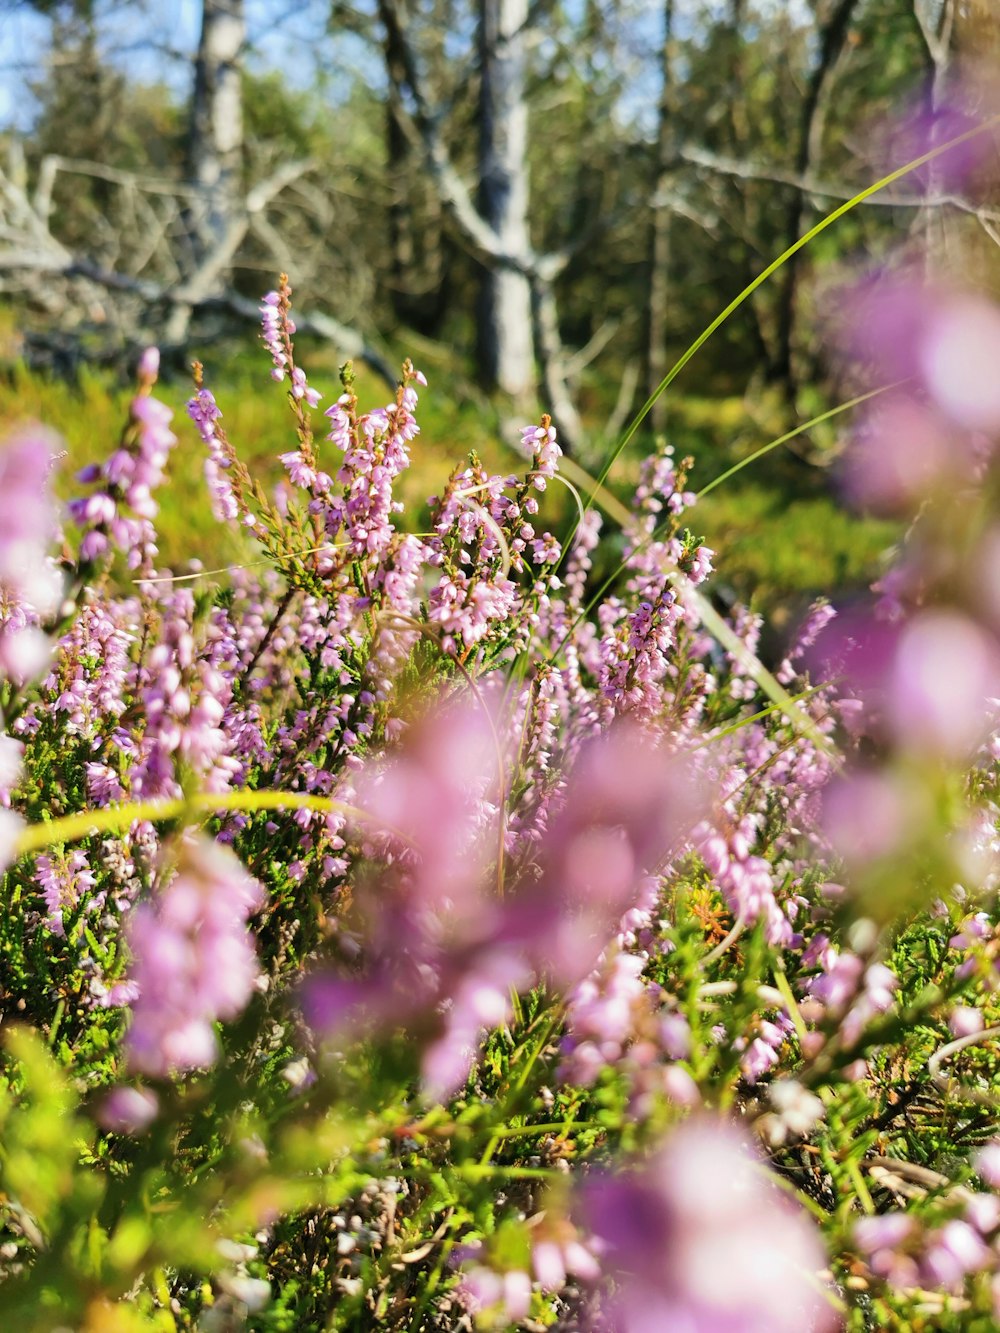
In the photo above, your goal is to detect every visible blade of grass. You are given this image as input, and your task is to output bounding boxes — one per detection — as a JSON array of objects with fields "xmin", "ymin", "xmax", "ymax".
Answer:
[
  {"xmin": 695, "ymin": 382, "xmax": 900, "ymax": 499},
  {"xmin": 687, "ymin": 685, "xmax": 826, "ymax": 751},
  {"xmin": 12, "ymin": 789, "xmax": 389, "ymax": 857},
  {"xmin": 593, "ymin": 111, "xmax": 1000, "ymax": 496}
]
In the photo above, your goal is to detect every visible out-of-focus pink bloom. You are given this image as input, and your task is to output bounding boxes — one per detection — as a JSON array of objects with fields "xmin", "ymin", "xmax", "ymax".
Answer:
[
  {"xmin": 920, "ymin": 294, "xmax": 1000, "ymax": 433},
  {"xmin": 764, "ymin": 1080, "xmax": 825, "ymax": 1146},
  {"xmin": 821, "ymin": 769, "xmax": 909, "ymax": 868},
  {"xmin": 0, "ymin": 429, "xmax": 62, "ymax": 688},
  {"xmin": 834, "ymin": 274, "xmax": 1000, "ymax": 514},
  {"xmin": 0, "ymin": 732, "xmax": 23, "ymax": 800},
  {"xmin": 457, "ymin": 1266, "xmax": 532, "ymax": 1324},
  {"xmin": 662, "ymin": 1064, "xmax": 700, "ymax": 1106},
  {"xmin": 0, "ymin": 428, "xmax": 61, "ymax": 609},
  {"xmin": 887, "ymin": 610, "xmax": 1000, "ymax": 760},
  {"xmin": 877, "ymin": 98, "xmax": 991, "ymax": 195},
  {"xmin": 854, "ymin": 1212, "xmax": 919, "ymax": 1288},
  {"xmin": 949, "ymin": 1005, "xmax": 984, "ymax": 1038},
  {"xmin": 98, "ymin": 1085, "xmax": 160, "ymax": 1134},
  {"xmin": 306, "ymin": 702, "xmax": 707, "ymax": 1098},
  {"xmin": 841, "ymin": 394, "xmax": 963, "ymax": 515},
  {"xmin": 809, "ymin": 949, "xmax": 863, "ymax": 1009},
  {"xmin": 975, "ymin": 1141, "xmax": 1000, "ymax": 1189},
  {"xmin": 811, "ymin": 603, "xmax": 1000, "ymax": 760},
  {"xmin": 921, "ymin": 1219, "xmax": 993, "ymax": 1289},
  {"xmin": 303, "ymin": 687, "xmax": 519, "ymax": 1096},
  {"xmin": 123, "ymin": 836, "xmax": 264, "ymax": 1077},
  {"xmin": 579, "ymin": 1117, "xmax": 833, "ymax": 1332},
  {"xmin": 519, "ymin": 722, "xmax": 705, "ymax": 987},
  {"xmin": 0, "ymin": 807, "xmax": 24, "ymax": 875},
  {"xmin": 353, "ymin": 689, "xmax": 502, "ymax": 931}
]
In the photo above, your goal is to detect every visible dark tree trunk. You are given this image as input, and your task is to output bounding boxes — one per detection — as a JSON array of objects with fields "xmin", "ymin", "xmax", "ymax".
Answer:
[
  {"xmin": 646, "ymin": 0, "xmax": 675, "ymax": 436},
  {"xmin": 384, "ymin": 0, "xmax": 449, "ymax": 335},
  {"xmin": 770, "ymin": 0, "xmax": 860, "ymax": 396}
]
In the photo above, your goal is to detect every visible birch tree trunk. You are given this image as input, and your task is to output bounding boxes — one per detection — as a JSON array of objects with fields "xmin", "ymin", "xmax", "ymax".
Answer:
[
  {"xmin": 165, "ymin": 0, "xmax": 245, "ymax": 345},
  {"xmin": 476, "ymin": 0, "xmax": 535, "ymax": 398},
  {"xmin": 912, "ymin": 0, "xmax": 965, "ymax": 280},
  {"xmin": 188, "ymin": 0, "xmax": 246, "ymax": 257}
]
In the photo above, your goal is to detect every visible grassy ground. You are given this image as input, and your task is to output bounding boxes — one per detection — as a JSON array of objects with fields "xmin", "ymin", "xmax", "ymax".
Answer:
[{"xmin": 0, "ymin": 338, "xmax": 899, "ymax": 616}]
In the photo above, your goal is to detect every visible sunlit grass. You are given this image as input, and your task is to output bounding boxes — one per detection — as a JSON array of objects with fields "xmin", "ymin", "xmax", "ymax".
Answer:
[{"xmin": 0, "ymin": 347, "xmax": 898, "ymax": 608}]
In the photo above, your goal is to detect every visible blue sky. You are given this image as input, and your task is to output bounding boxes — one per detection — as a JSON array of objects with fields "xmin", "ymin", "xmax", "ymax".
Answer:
[
  {"xmin": 0, "ymin": 0, "xmax": 813, "ymax": 136},
  {"xmin": 0, "ymin": 0, "xmax": 339, "ymax": 130}
]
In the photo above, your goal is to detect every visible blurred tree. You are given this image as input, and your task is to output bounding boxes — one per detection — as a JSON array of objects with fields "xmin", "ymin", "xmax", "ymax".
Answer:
[{"xmin": 0, "ymin": 0, "xmax": 984, "ymax": 426}]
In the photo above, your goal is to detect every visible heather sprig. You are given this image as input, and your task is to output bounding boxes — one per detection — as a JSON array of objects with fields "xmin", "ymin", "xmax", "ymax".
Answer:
[{"xmin": 4, "ymin": 259, "xmax": 1000, "ymax": 1333}]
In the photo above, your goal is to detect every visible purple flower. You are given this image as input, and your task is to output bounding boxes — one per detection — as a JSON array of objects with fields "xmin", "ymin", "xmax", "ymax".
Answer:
[
  {"xmin": 36, "ymin": 847, "xmax": 99, "ymax": 936},
  {"xmin": 579, "ymin": 1117, "xmax": 834, "ymax": 1332},
  {"xmin": 123, "ymin": 836, "xmax": 264, "ymax": 1078},
  {"xmin": 98, "ymin": 1085, "xmax": 160, "ymax": 1134}
]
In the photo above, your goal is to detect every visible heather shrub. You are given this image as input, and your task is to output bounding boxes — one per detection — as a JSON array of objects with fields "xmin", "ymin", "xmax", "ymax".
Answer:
[{"xmin": 4, "ymin": 220, "xmax": 1000, "ymax": 1333}]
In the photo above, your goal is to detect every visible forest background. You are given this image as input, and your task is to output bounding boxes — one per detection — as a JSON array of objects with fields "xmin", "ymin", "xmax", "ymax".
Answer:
[{"xmin": 0, "ymin": 0, "xmax": 997, "ymax": 617}]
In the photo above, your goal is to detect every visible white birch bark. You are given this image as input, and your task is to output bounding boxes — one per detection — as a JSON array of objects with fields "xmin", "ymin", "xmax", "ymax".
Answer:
[
  {"xmin": 188, "ymin": 0, "xmax": 246, "ymax": 254},
  {"xmin": 477, "ymin": 0, "xmax": 535, "ymax": 397}
]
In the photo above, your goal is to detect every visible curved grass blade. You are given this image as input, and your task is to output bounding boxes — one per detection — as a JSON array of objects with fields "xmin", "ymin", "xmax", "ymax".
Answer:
[{"xmin": 594, "ymin": 111, "xmax": 1000, "ymax": 493}]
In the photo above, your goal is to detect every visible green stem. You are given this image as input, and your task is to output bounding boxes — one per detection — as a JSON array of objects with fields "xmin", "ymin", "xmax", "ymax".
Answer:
[
  {"xmin": 595, "ymin": 112, "xmax": 1000, "ymax": 488},
  {"xmin": 13, "ymin": 790, "xmax": 380, "ymax": 858}
]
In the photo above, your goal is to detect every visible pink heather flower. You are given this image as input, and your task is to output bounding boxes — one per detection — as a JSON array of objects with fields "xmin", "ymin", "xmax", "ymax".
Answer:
[
  {"xmin": 854, "ymin": 1212, "xmax": 915, "ymax": 1256},
  {"xmin": 886, "ymin": 610, "xmax": 1000, "ymax": 760},
  {"xmin": 778, "ymin": 600, "xmax": 837, "ymax": 685},
  {"xmin": 765, "ymin": 1079, "xmax": 826, "ymax": 1145},
  {"xmin": 949, "ymin": 1005, "xmax": 984, "ymax": 1038},
  {"xmin": 260, "ymin": 290, "xmax": 287, "ymax": 380},
  {"xmin": 809, "ymin": 949, "xmax": 864, "ymax": 1010},
  {"xmin": 0, "ymin": 428, "xmax": 61, "ymax": 604},
  {"xmin": 842, "ymin": 394, "xmax": 967, "ymax": 515},
  {"xmin": 290, "ymin": 365, "xmax": 322, "ymax": 409},
  {"xmin": 98, "ymin": 1085, "xmax": 160, "ymax": 1134},
  {"xmin": 896, "ymin": 99, "xmax": 990, "ymax": 188},
  {"xmin": 821, "ymin": 769, "xmax": 909, "ymax": 869},
  {"xmin": 85, "ymin": 761, "xmax": 124, "ymax": 806},
  {"xmin": 520, "ymin": 418, "xmax": 561, "ymax": 489},
  {"xmin": 0, "ymin": 621, "xmax": 52, "ymax": 685},
  {"xmin": 580, "ymin": 1117, "xmax": 833, "ymax": 1332},
  {"xmin": 920, "ymin": 294, "xmax": 1000, "ymax": 433},
  {"xmin": 835, "ymin": 275, "xmax": 1000, "ymax": 512},
  {"xmin": 187, "ymin": 387, "xmax": 240, "ymax": 524},
  {"xmin": 921, "ymin": 1219, "xmax": 993, "ymax": 1289},
  {"xmin": 69, "ymin": 369, "xmax": 176, "ymax": 570},
  {"xmin": 0, "ymin": 731, "xmax": 24, "ymax": 799},
  {"xmin": 458, "ymin": 1266, "xmax": 532, "ymax": 1324},
  {"xmin": 36, "ymin": 847, "xmax": 99, "ymax": 936},
  {"xmin": 975, "ymin": 1142, "xmax": 1000, "ymax": 1189},
  {"xmin": 302, "ymin": 688, "xmax": 515, "ymax": 1092},
  {"xmin": 854, "ymin": 1212, "xmax": 918, "ymax": 1287},
  {"xmin": 123, "ymin": 836, "xmax": 264, "ymax": 1077},
  {"xmin": 321, "ymin": 373, "xmax": 422, "ymax": 561},
  {"xmin": 662, "ymin": 1064, "xmax": 700, "ymax": 1106},
  {"xmin": 523, "ymin": 723, "xmax": 706, "ymax": 986},
  {"xmin": 353, "ymin": 688, "xmax": 503, "ymax": 928},
  {"xmin": 138, "ymin": 347, "xmax": 160, "ymax": 382},
  {"xmin": 0, "ymin": 807, "xmax": 24, "ymax": 874}
]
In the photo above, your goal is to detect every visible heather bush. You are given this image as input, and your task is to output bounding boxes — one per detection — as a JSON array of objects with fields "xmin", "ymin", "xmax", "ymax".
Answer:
[{"xmin": 6, "ymin": 142, "xmax": 1000, "ymax": 1333}]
